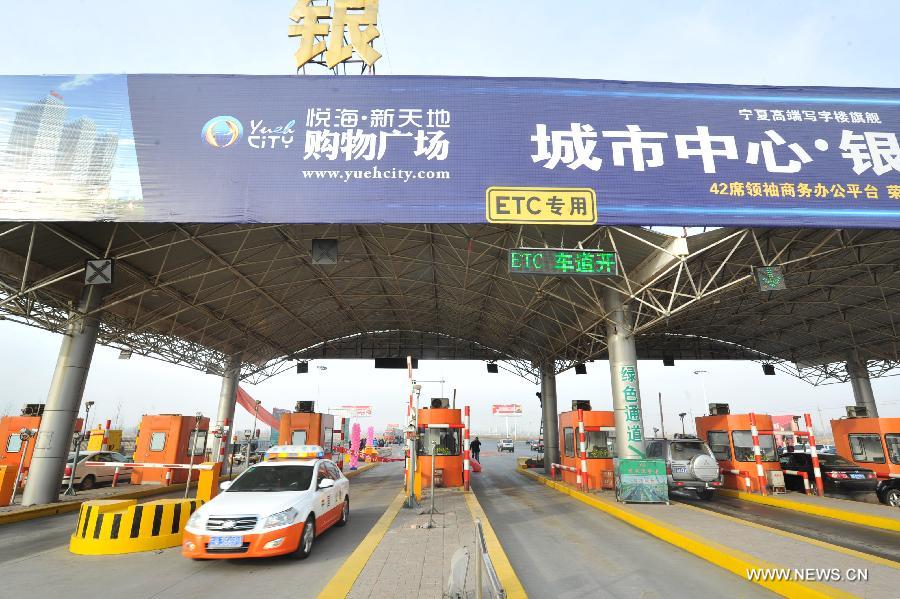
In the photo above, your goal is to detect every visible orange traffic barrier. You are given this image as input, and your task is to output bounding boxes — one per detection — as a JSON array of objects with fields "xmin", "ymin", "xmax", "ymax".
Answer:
[{"xmin": 196, "ymin": 462, "xmax": 222, "ymax": 503}]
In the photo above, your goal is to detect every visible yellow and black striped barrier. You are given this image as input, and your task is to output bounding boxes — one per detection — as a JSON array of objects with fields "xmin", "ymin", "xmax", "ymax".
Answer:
[{"xmin": 70, "ymin": 497, "xmax": 203, "ymax": 555}]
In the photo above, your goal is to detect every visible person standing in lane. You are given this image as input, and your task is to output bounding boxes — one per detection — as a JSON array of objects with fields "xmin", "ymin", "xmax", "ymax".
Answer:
[{"xmin": 470, "ymin": 436, "xmax": 482, "ymax": 463}]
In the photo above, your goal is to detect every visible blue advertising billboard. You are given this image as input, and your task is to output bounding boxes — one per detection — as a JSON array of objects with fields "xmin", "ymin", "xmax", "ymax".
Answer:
[{"xmin": 0, "ymin": 74, "xmax": 898, "ymax": 226}]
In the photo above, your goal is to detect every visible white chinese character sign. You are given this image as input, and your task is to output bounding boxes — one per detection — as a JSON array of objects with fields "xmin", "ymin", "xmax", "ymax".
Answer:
[
  {"xmin": 0, "ymin": 74, "xmax": 898, "ymax": 225},
  {"xmin": 289, "ymin": 0, "xmax": 381, "ymax": 72}
]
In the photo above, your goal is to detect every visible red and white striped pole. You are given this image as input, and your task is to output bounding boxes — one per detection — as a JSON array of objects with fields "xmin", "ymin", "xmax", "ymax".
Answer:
[
  {"xmin": 804, "ymin": 413, "xmax": 824, "ymax": 496},
  {"xmin": 217, "ymin": 418, "xmax": 230, "ymax": 463},
  {"xmin": 405, "ymin": 356, "xmax": 415, "ymax": 499},
  {"xmin": 102, "ymin": 419, "xmax": 111, "ymax": 451},
  {"xmin": 404, "ymin": 403, "xmax": 410, "ymax": 491},
  {"xmin": 749, "ymin": 413, "xmax": 768, "ymax": 496},
  {"xmin": 577, "ymin": 409, "xmax": 588, "ymax": 492},
  {"xmin": 463, "ymin": 406, "xmax": 471, "ymax": 491}
]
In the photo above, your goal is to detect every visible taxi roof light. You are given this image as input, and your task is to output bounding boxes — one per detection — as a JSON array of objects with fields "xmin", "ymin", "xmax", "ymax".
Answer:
[{"xmin": 264, "ymin": 444, "xmax": 325, "ymax": 460}]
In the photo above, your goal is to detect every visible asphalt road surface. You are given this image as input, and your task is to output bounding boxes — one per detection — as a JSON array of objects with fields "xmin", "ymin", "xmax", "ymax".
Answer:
[
  {"xmin": 0, "ymin": 461, "xmax": 403, "ymax": 599},
  {"xmin": 675, "ymin": 491, "xmax": 900, "ymax": 562},
  {"xmin": 472, "ymin": 446, "xmax": 773, "ymax": 598}
]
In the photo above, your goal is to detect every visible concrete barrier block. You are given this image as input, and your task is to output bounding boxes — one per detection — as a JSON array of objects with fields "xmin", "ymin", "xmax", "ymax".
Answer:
[{"xmin": 69, "ymin": 497, "xmax": 203, "ymax": 555}]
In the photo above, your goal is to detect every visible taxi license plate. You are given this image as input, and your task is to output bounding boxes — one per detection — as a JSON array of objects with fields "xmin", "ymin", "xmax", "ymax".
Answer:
[
  {"xmin": 850, "ymin": 473, "xmax": 865, "ymax": 480},
  {"xmin": 208, "ymin": 536, "xmax": 243, "ymax": 548},
  {"xmin": 673, "ymin": 466, "xmax": 687, "ymax": 474}
]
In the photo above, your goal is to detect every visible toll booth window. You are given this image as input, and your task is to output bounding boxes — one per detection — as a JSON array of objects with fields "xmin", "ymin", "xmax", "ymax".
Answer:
[
  {"xmin": 707, "ymin": 431, "xmax": 731, "ymax": 460},
  {"xmin": 849, "ymin": 434, "xmax": 886, "ymax": 464},
  {"xmin": 149, "ymin": 432, "xmax": 167, "ymax": 452},
  {"xmin": 291, "ymin": 430, "xmax": 308, "ymax": 445},
  {"xmin": 885, "ymin": 434, "xmax": 900, "ymax": 465},
  {"xmin": 416, "ymin": 428, "xmax": 461, "ymax": 456},
  {"xmin": 585, "ymin": 431, "xmax": 614, "ymax": 458},
  {"xmin": 563, "ymin": 428, "xmax": 575, "ymax": 457},
  {"xmin": 5, "ymin": 434, "xmax": 23, "ymax": 453},
  {"xmin": 187, "ymin": 430, "xmax": 207, "ymax": 456},
  {"xmin": 732, "ymin": 431, "xmax": 777, "ymax": 462}
]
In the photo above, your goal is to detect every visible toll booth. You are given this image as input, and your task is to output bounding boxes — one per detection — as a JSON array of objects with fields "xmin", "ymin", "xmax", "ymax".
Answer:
[
  {"xmin": 416, "ymin": 406, "xmax": 464, "ymax": 488},
  {"xmin": 695, "ymin": 412, "xmax": 783, "ymax": 493},
  {"xmin": 0, "ymin": 414, "xmax": 83, "ymax": 479},
  {"xmin": 831, "ymin": 417, "xmax": 900, "ymax": 480},
  {"xmin": 558, "ymin": 409, "xmax": 616, "ymax": 490},
  {"xmin": 277, "ymin": 409, "xmax": 340, "ymax": 466},
  {"xmin": 131, "ymin": 414, "xmax": 209, "ymax": 484}
]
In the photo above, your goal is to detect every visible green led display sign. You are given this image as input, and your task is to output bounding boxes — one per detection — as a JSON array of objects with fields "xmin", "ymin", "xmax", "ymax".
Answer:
[
  {"xmin": 756, "ymin": 266, "xmax": 787, "ymax": 291},
  {"xmin": 508, "ymin": 248, "xmax": 618, "ymax": 276}
]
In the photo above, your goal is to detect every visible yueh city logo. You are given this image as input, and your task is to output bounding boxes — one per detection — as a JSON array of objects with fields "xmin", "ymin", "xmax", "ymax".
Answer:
[{"xmin": 201, "ymin": 116, "xmax": 243, "ymax": 148}]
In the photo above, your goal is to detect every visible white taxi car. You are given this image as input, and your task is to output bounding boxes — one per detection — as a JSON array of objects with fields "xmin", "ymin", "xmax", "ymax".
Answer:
[{"xmin": 182, "ymin": 445, "xmax": 349, "ymax": 560}]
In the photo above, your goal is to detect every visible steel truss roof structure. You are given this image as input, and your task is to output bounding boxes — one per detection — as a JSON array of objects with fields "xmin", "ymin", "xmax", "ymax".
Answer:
[{"xmin": 0, "ymin": 222, "xmax": 897, "ymax": 385}]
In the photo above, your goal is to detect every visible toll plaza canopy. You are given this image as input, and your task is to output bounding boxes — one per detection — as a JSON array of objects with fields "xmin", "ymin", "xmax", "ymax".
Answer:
[{"xmin": 0, "ymin": 75, "xmax": 898, "ymax": 383}]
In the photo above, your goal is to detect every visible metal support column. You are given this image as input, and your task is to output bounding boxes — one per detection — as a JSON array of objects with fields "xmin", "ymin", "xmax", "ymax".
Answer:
[
  {"xmin": 604, "ymin": 287, "xmax": 648, "ymax": 460},
  {"xmin": 846, "ymin": 353, "xmax": 878, "ymax": 418},
  {"xmin": 22, "ymin": 286, "xmax": 105, "ymax": 506},
  {"xmin": 541, "ymin": 363, "xmax": 559, "ymax": 475},
  {"xmin": 210, "ymin": 353, "xmax": 242, "ymax": 463}
]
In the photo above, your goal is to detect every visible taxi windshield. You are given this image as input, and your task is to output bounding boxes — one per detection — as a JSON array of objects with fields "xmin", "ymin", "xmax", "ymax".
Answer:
[{"xmin": 228, "ymin": 465, "xmax": 314, "ymax": 492}]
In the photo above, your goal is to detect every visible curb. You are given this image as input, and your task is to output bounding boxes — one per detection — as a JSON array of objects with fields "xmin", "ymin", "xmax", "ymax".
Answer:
[
  {"xmin": 316, "ymin": 489, "xmax": 406, "ymax": 599},
  {"xmin": 345, "ymin": 462, "xmax": 378, "ymax": 478},
  {"xmin": 518, "ymin": 467, "xmax": 856, "ymax": 599},
  {"xmin": 673, "ymin": 500, "xmax": 900, "ymax": 571},
  {"xmin": 463, "ymin": 490, "xmax": 528, "ymax": 598},
  {"xmin": 718, "ymin": 488, "xmax": 900, "ymax": 533}
]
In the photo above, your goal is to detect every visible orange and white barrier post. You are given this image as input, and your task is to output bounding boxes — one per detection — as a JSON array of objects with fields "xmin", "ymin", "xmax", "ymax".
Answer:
[
  {"xmin": 783, "ymin": 469, "xmax": 811, "ymax": 494},
  {"xmin": 217, "ymin": 418, "xmax": 230, "ymax": 463},
  {"xmin": 552, "ymin": 463, "xmax": 577, "ymax": 482},
  {"xmin": 577, "ymin": 409, "xmax": 588, "ymax": 491},
  {"xmin": 804, "ymin": 413, "xmax": 824, "ymax": 496},
  {"xmin": 102, "ymin": 419, "xmax": 110, "ymax": 451},
  {"xmin": 463, "ymin": 406, "xmax": 471, "ymax": 491},
  {"xmin": 749, "ymin": 413, "xmax": 768, "ymax": 496},
  {"xmin": 722, "ymin": 468, "xmax": 753, "ymax": 492}
]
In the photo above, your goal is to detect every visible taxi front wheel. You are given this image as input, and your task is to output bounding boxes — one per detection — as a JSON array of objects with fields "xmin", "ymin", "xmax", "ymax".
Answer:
[{"xmin": 291, "ymin": 516, "xmax": 315, "ymax": 560}]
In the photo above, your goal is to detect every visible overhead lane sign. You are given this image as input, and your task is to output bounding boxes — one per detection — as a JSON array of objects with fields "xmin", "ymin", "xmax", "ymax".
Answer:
[
  {"xmin": 486, "ymin": 187, "xmax": 597, "ymax": 224},
  {"xmin": 509, "ymin": 248, "xmax": 618, "ymax": 276}
]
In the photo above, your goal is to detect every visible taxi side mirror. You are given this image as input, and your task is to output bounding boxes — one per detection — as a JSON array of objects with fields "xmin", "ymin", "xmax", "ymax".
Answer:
[
  {"xmin": 219, "ymin": 481, "xmax": 233, "ymax": 491},
  {"xmin": 318, "ymin": 478, "xmax": 335, "ymax": 490}
]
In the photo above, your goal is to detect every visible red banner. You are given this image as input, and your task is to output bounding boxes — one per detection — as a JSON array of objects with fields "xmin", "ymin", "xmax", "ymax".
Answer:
[{"xmin": 235, "ymin": 386, "xmax": 279, "ymax": 428}]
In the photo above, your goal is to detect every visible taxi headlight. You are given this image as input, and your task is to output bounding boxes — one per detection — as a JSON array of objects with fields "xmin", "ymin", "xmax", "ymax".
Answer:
[
  {"xmin": 187, "ymin": 511, "xmax": 205, "ymax": 529},
  {"xmin": 264, "ymin": 508, "xmax": 298, "ymax": 529}
]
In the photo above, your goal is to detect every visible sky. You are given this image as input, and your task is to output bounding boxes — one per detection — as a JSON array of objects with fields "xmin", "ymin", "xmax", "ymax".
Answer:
[{"xmin": 0, "ymin": 0, "xmax": 898, "ymax": 439}]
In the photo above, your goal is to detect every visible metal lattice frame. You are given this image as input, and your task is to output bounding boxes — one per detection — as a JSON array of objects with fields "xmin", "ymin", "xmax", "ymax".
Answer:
[{"xmin": 0, "ymin": 222, "xmax": 897, "ymax": 385}]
